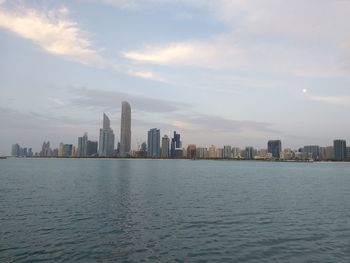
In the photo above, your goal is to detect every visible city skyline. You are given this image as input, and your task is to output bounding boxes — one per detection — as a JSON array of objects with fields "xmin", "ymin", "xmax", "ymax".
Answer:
[{"xmin": 1, "ymin": 1, "xmax": 350, "ymax": 155}]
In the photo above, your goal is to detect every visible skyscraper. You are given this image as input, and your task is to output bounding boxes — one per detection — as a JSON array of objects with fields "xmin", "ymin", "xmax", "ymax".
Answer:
[
  {"xmin": 268, "ymin": 140, "xmax": 282, "ymax": 159},
  {"xmin": 303, "ymin": 145, "xmax": 320, "ymax": 160},
  {"xmin": 147, "ymin": 128, "xmax": 160, "ymax": 158},
  {"xmin": 171, "ymin": 131, "xmax": 182, "ymax": 157},
  {"xmin": 119, "ymin": 101, "xmax": 131, "ymax": 157},
  {"xmin": 161, "ymin": 135, "xmax": 170, "ymax": 158},
  {"xmin": 187, "ymin": 144, "xmax": 197, "ymax": 159},
  {"xmin": 333, "ymin": 139, "xmax": 346, "ymax": 161},
  {"xmin": 87, "ymin": 140, "xmax": 98, "ymax": 157},
  {"xmin": 78, "ymin": 133, "xmax": 88, "ymax": 157},
  {"xmin": 99, "ymin": 113, "xmax": 115, "ymax": 157},
  {"xmin": 11, "ymin": 144, "xmax": 20, "ymax": 157}
]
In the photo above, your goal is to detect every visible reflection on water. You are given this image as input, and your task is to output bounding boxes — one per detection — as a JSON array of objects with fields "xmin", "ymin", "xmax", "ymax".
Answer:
[{"xmin": 1, "ymin": 159, "xmax": 350, "ymax": 262}]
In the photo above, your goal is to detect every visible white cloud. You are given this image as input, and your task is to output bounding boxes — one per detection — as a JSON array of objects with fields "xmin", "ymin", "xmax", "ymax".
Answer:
[
  {"xmin": 0, "ymin": 4, "xmax": 107, "ymax": 67},
  {"xmin": 127, "ymin": 69, "xmax": 166, "ymax": 82},
  {"xmin": 309, "ymin": 96, "xmax": 350, "ymax": 105}
]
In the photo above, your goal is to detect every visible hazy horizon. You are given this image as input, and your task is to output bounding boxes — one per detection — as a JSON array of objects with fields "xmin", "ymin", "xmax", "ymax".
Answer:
[{"xmin": 1, "ymin": 0, "xmax": 350, "ymax": 155}]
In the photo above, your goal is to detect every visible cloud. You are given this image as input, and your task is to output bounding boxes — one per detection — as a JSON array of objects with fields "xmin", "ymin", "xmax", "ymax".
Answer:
[
  {"xmin": 70, "ymin": 87, "xmax": 188, "ymax": 113},
  {"xmin": 308, "ymin": 96, "xmax": 350, "ymax": 105},
  {"xmin": 127, "ymin": 69, "xmax": 166, "ymax": 82},
  {"xmin": 0, "ymin": 4, "xmax": 107, "ymax": 67}
]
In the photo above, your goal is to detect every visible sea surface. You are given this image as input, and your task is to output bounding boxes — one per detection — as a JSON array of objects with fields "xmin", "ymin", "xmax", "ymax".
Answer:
[{"xmin": 1, "ymin": 159, "xmax": 350, "ymax": 262}]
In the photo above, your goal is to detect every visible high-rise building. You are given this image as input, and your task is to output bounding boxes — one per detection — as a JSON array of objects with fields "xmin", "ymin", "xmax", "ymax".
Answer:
[
  {"xmin": 78, "ymin": 133, "xmax": 88, "ymax": 157},
  {"xmin": 87, "ymin": 140, "xmax": 98, "ymax": 156},
  {"xmin": 161, "ymin": 135, "xmax": 170, "ymax": 158},
  {"xmin": 333, "ymin": 139, "xmax": 346, "ymax": 161},
  {"xmin": 196, "ymin": 147, "xmax": 208, "ymax": 159},
  {"xmin": 63, "ymin": 144, "xmax": 73, "ymax": 157},
  {"xmin": 303, "ymin": 145, "xmax": 320, "ymax": 160},
  {"xmin": 223, "ymin": 145, "xmax": 232, "ymax": 159},
  {"xmin": 171, "ymin": 131, "xmax": 182, "ymax": 157},
  {"xmin": 40, "ymin": 141, "xmax": 51, "ymax": 157},
  {"xmin": 245, "ymin": 147, "xmax": 254, "ymax": 160},
  {"xmin": 99, "ymin": 113, "xmax": 115, "ymax": 157},
  {"xmin": 268, "ymin": 140, "xmax": 282, "ymax": 159},
  {"xmin": 320, "ymin": 146, "xmax": 333, "ymax": 160},
  {"xmin": 187, "ymin": 144, "xmax": 197, "ymax": 159},
  {"xmin": 347, "ymin": 147, "xmax": 350, "ymax": 161},
  {"xmin": 11, "ymin": 144, "xmax": 20, "ymax": 157},
  {"xmin": 208, "ymin": 145, "xmax": 216, "ymax": 158},
  {"xmin": 119, "ymin": 101, "xmax": 131, "ymax": 157},
  {"xmin": 147, "ymin": 128, "xmax": 160, "ymax": 158},
  {"xmin": 232, "ymin": 147, "xmax": 241, "ymax": 158},
  {"xmin": 58, "ymin": 143, "xmax": 64, "ymax": 157}
]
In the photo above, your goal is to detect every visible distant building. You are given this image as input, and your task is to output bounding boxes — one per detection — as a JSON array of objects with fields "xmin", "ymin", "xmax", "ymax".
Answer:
[
  {"xmin": 196, "ymin": 147, "xmax": 208, "ymax": 159},
  {"xmin": 245, "ymin": 147, "xmax": 254, "ymax": 160},
  {"xmin": 268, "ymin": 140, "xmax": 282, "ymax": 159},
  {"xmin": 40, "ymin": 141, "xmax": 51, "ymax": 157},
  {"xmin": 320, "ymin": 146, "xmax": 333, "ymax": 160},
  {"xmin": 208, "ymin": 145, "xmax": 216, "ymax": 158},
  {"xmin": 63, "ymin": 144, "xmax": 73, "ymax": 157},
  {"xmin": 11, "ymin": 144, "xmax": 20, "ymax": 157},
  {"xmin": 303, "ymin": 145, "xmax": 320, "ymax": 160},
  {"xmin": 58, "ymin": 143, "xmax": 64, "ymax": 157},
  {"xmin": 87, "ymin": 140, "xmax": 98, "ymax": 156},
  {"xmin": 216, "ymin": 148, "xmax": 224, "ymax": 158},
  {"xmin": 78, "ymin": 133, "xmax": 88, "ymax": 157},
  {"xmin": 147, "ymin": 128, "xmax": 160, "ymax": 158},
  {"xmin": 119, "ymin": 101, "xmax": 131, "ymax": 157},
  {"xmin": 333, "ymin": 139, "xmax": 346, "ymax": 161},
  {"xmin": 232, "ymin": 147, "xmax": 240, "ymax": 158},
  {"xmin": 347, "ymin": 147, "xmax": 350, "ymax": 161},
  {"xmin": 28, "ymin": 148, "xmax": 33, "ymax": 157},
  {"xmin": 161, "ymin": 135, "xmax": 170, "ymax": 158},
  {"xmin": 223, "ymin": 145, "xmax": 232, "ymax": 159},
  {"xmin": 98, "ymin": 113, "xmax": 115, "ymax": 157},
  {"xmin": 187, "ymin": 144, "xmax": 196, "ymax": 159},
  {"xmin": 171, "ymin": 131, "xmax": 182, "ymax": 157}
]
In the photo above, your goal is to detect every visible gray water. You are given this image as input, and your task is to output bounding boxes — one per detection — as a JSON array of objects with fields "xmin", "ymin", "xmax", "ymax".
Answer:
[{"xmin": 1, "ymin": 159, "xmax": 350, "ymax": 262}]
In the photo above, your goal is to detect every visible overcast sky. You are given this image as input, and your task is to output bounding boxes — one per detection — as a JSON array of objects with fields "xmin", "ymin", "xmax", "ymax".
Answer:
[{"xmin": 1, "ymin": 0, "xmax": 350, "ymax": 155}]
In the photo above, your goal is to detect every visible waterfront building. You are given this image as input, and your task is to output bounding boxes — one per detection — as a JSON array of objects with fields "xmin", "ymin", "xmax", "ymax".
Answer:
[
  {"xmin": 63, "ymin": 144, "xmax": 73, "ymax": 157},
  {"xmin": 196, "ymin": 147, "xmax": 208, "ymax": 159},
  {"xmin": 28, "ymin": 148, "xmax": 33, "ymax": 157},
  {"xmin": 303, "ymin": 145, "xmax": 320, "ymax": 160},
  {"xmin": 208, "ymin": 145, "xmax": 217, "ymax": 158},
  {"xmin": 52, "ymin": 148, "xmax": 58, "ymax": 157},
  {"xmin": 268, "ymin": 140, "xmax": 282, "ymax": 159},
  {"xmin": 78, "ymin": 133, "xmax": 88, "ymax": 157},
  {"xmin": 40, "ymin": 141, "xmax": 51, "ymax": 157},
  {"xmin": 333, "ymin": 139, "xmax": 346, "ymax": 161},
  {"xmin": 161, "ymin": 135, "xmax": 170, "ymax": 158},
  {"xmin": 232, "ymin": 147, "xmax": 241, "ymax": 158},
  {"xmin": 147, "ymin": 128, "xmax": 160, "ymax": 158},
  {"xmin": 347, "ymin": 147, "xmax": 350, "ymax": 161},
  {"xmin": 98, "ymin": 113, "xmax": 115, "ymax": 157},
  {"xmin": 119, "ymin": 101, "xmax": 131, "ymax": 157},
  {"xmin": 245, "ymin": 147, "xmax": 254, "ymax": 160},
  {"xmin": 320, "ymin": 146, "xmax": 333, "ymax": 160},
  {"xmin": 58, "ymin": 143, "xmax": 64, "ymax": 157},
  {"xmin": 223, "ymin": 145, "xmax": 232, "ymax": 159},
  {"xmin": 217, "ymin": 148, "xmax": 224, "ymax": 158},
  {"xmin": 11, "ymin": 144, "xmax": 20, "ymax": 157},
  {"xmin": 171, "ymin": 131, "xmax": 182, "ymax": 157},
  {"xmin": 283, "ymin": 148, "xmax": 294, "ymax": 160},
  {"xmin": 187, "ymin": 144, "xmax": 197, "ymax": 159},
  {"xmin": 87, "ymin": 141, "xmax": 98, "ymax": 156}
]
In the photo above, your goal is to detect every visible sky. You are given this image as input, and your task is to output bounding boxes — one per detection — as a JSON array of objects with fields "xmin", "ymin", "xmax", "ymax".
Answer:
[{"xmin": 1, "ymin": 0, "xmax": 350, "ymax": 155}]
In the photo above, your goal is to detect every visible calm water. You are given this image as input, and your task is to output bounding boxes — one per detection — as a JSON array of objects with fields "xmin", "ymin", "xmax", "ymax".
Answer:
[{"xmin": 1, "ymin": 159, "xmax": 350, "ymax": 262}]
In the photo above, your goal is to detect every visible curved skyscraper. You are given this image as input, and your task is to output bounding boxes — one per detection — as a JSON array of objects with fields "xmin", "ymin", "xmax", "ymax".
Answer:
[
  {"xmin": 119, "ymin": 101, "xmax": 131, "ymax": 157},
  {"xmin": 98, "ymin": 113, "xmax": 115, "ymax": 157}
]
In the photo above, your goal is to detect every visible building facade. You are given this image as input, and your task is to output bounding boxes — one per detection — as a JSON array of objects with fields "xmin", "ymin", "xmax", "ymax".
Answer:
[
  {"xmin": 147, "ymin": 128, "xmax": 160, "ymax": 158},
  {"xmin": 333, "ymin": 139, "xmax": 346, "ymax": 161},
  {"xmin": 119, "ymin": 101, "xmax": 131, "ymax": 157},
  {"xmin": 268, "ymin": 140, "xmax": 282, "ymax": 159},
  {"xmin": 98, "ymin": 113, "xmax": 115, "ymax": 157},
  {"xmin": 161, "ymin": 135, "xmax": 170, "ymax": 158}
]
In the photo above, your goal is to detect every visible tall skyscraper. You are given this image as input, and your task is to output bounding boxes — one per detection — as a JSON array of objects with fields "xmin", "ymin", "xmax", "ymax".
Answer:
[
  {"xmin": 245, "ymin": 147, "xmax": 254, "ymax": 160},
  {"xmin": 119, "ymin": 101, "xmax": 131, "ymax": 157},
  {"xmin": 99, "ymin": 113, "xmax": 115, "ymax": 157},
  {"xmin": 63, "ymin": 144, "xmax": 73, "ymax": 157},
  {"xmin": 268, "ymin": 140, "xmax": 282, "ymax": 159},
  {"xmin": 78, "ymin": 133, "xmax": 88, "ymax": 157},
  {"xmin": 147, "ymin": 128, "xmax": 160, "ymax": 158},
  {"xmin": 171, "ymin": 131, "xmax": 182, "ymax": 157},
  {"xmin": 161, "ymin": 135, "xmax": 170, "ymax": 158},
  {"xmin": 333, "ymin": 139, "xmax": 346, "ymax": 161}
]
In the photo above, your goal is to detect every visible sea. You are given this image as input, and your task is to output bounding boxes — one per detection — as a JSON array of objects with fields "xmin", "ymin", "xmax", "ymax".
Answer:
[{"xmin": 1, "ymin": 159, "xmax": 350, "ymax": 262}]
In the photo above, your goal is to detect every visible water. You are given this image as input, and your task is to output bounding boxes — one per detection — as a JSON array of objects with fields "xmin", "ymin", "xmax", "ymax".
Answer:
[{"xmin": 1, "ymin": 159, "xmax": 350, "ymax": 262}]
